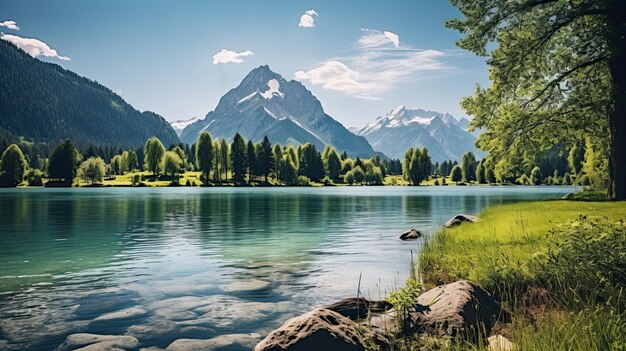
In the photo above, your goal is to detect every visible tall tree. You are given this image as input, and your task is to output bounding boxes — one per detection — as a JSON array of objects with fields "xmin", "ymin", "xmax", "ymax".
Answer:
[
  {"xmin": 48, "ymin": 139, "xmax": 81, "ymax": 186},
  {"xmin": 0, "ymin": 144, "xmax": 27, "ymax": 186},
  {"xmin": 219, "ymin": 138, "xmax": 229, "ymax": 180},
  {"xmin": 460, "ymin": 152, "xmax": 477, "ymax": 182},
  {"xmin": 325, "ymin": 148, "xmax": 342, "ymax": 180},
  {"xmin": 231, "ymin": 133, "xmax": 247, "ymax": 184},
  {"xmin": 450, "ymin": 165, "xmax": 463, "ymax": 185},
  {"xmin": 195, "ymin": 132, "xmax": 214, "ymax": 184},
  {"xmin": 162, "ymin": 151, "xmax": 182, "ymax": 183},
  {"xmin": 448, "ymin": 0, "xmax": 626, "ymax": 199},
  {"xmin": 78, "ymin": 157, "xmax": 106, "ymax": 185},
  {"xmin": 144, "ymin": 137, "xmax": 165, "ymax": 175},
  {"xmin": 246, "ymin": 140, "xmax": 257, "ymax": 182},
  {"xmin": 258, "ymin": 136, "xmax": 273, "ymax": 182}
]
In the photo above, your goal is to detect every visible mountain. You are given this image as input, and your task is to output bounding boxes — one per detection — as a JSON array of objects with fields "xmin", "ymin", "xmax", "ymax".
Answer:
[
  {"xmin": 0, "ymin": 40, "xmax": 179, "ymax": 149},
  {"xmin": 180, "ymin": 65, "xmax": 374, "ymax": 157},
  {"xmin": 170, "ymin": 117, "xmax": 199, "ymax": 136},
  {"xmin": 352, "ymin": 106, "xmax": 484, "ymax": 162}
]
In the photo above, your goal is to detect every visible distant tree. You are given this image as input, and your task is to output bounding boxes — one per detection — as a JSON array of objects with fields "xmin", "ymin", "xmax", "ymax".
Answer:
[
  {"xmin": 246, "ymin": 140, "xmax": 257, "ymax": 182},
  {"xmin": 345, "ymin": 171, "xmax": 355, "ymax": 185},
  {"xmin": 402, "ymin": 147, "xmax": 415, "ymax": 181},
  {"xmin": 475, "ymin": 161, "xmax": 486, "ymax": 184},
  {"xmin": 110, "ymin": 154, "xmax": 123, "ymax": 175},
  {"xmin": 408, "ymin": 150, "xmax": 420, "ymax": 185},
  {"xmin": 196, "ymin": 132, "xmax": 214, "ymax": 184},
  {"xmin": 48, "ymin": 139, "xmax": 81, "ymax": 186},
  {"xmin": 258, "ymin": 136, "xmax": 273, "ymax": 182},
  {"xmin": 144, "ymin": 137, "xmax": 166, "ymax": 175},
  {"xmin": 172, "ymin": 145, "xmax": 187, "ymax": 168},
  {"xmin": 272, "ymin": 144, "xmax": 283, "ymax": 181},
  {"xmin": 25, "ymin": 168, "xmax": 43, "ymax": 186},
  {"xmin": 78, "ymin": 157, "xmax": 106, "ymax": 184},
  {"xmin": 126, "ymin": 149, "xmax": 139, "ymax": 171},
  {"xmin": 278, "ymin": 154, "xmax": 298, "ymax": 185},
  {"xmin": 485, "ymin": 167, "xmax": 496, "ymax": 184},
  {"xmin": 231, "ymin": 133, "xmax": 247, "ymax": 184},
  {"xmin": 212, "ymin": 140, "xmax": 221, "ymax": 181},
  {"xmin": 563, "ymin": 172, "xmax": 572, "ymax": 185},
  {"xmin": 352, "ymin": 166, "xmax": 365, "ymax": 185},
  {"xmin": 0, "ymin": 144, "xmax": 27, "ymax": 186},
  {"xmin": 568, "ymin": 141, "xmax": 585, "ymax": 177},
  {"xmin": 450, "ymin": 165, "xmax": 462, "ymax": 185},
  {"xmin": 325, "ymin": 148, "xmax": 342, "ymax": 180},
  {"xmin": 418, "ymin": 149, "xmax": 432, "ymax": 183},
  {"xmin": 219, "ymin": 138, "xmax": 229, "ymax": 180},
  {"xmin": 530, "ymin": 166, "xmax": 543, "ymax": 185},
  {"xmin": 162, "ymin": 151, "xmax": 182, "ymax": 183},
  {"xmin": 552, "ymin": 169, "xmax": 561, "ymax": 185},
  {"xmin": 340, "ymin": 151, "xmax": 348, "ymax": 161},
  {"xmin": 460, "ymin": 152, "xmax": 477, "ymax": 182}
]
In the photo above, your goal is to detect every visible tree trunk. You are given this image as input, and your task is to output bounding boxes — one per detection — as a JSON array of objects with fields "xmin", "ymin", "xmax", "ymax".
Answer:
[{"xmin": 608, "ymin": 0, "xmax": 626, "ymax": 200}]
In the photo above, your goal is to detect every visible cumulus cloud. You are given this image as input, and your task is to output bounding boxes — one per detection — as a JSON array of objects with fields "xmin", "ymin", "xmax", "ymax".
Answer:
[
  {"xmin": 0, "ymin": 20, "xmax": 19, "ymax": 30},
  {"xmin": 0, "ymin": 34, "xmax": 70, "ymax": 60},
  {"xmin": 294, "ymin": 29, "xmax": 447, "ymax": 99},
  {"xmin": 212, "ymin": 49, "xmax": 253, "ymax": 64},
  {"xmin": 298, "ymin": 9, "xmax": 318, "ymax": 28}
]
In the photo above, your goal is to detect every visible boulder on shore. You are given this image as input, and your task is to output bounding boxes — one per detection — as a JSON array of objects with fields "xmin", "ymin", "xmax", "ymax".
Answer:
[
  {"xmin": 326, "ymin": 297, "xmax": 393, "ymax": 320},
  {"xmin": 399, "ymin": 229, "xmax": 423, "ymax": 240},
  {"xmin": 415, "ymin": 280, "xmax": 502, "ymax": 340},
  {"xmin": 254, "ymin": 308, "xmax": 386, "ymax": 351},
  {"xmin": 444, "ymin": 214, "xmax": 479, "ymax": 229}
]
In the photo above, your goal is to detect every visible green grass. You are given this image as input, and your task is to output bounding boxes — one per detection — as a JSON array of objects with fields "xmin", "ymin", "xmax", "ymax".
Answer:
[{"xmin": 417, "ymin": 199, "xmax": 626, "ymax": 350}]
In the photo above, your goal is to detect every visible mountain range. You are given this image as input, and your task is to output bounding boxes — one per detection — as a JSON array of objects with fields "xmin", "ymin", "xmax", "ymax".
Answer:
[
  {"xmin": 0, "ymin": 39, "xmax": 179, "ymax": 149},
  {"xmin": 179, "ymin": 65, "xmax": 374, "ymax": 157},
  {"xmin": 352, "ymin": 106, "xmax": 483, "ymax": 162}
]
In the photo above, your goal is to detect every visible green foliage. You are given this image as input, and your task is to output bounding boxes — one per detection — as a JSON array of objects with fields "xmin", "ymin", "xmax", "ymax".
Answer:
[
  {"xmin": 298, "ymin": 143, "xmax": 324, "ymax": 181},
  {"xmin": 230, "ymin": 133, "xmax": 247, "ymax": 184},
  {"xmin": 388, "ymin": 278, "xmax": 422, "ymax": 330},
  {"xmin": 475, "ymin": 161, "xmax": 486, "ymax": 184},
  {"xmin": 530, "ymin": 166, "xmax": 543, "ymax": 185},
  {"xmin": 568, "ymin": 141, "xmax": 585, "ymax": 176},
  {"xmin": 247, "ymin": 140, "xmax": 257, "ymax": 181},
  {"xmin": 563, "ymin": 172, "xmax": 572, "ymax": 185},
  {"xmin": 460, "ymin": 152, "xmax": 477, "ymax": 182},
  {"xmin": 582, "ymin": 137, "xmax": 608, "ymax": 189},
  {"xmin": 324, "ymin": 147, "xmax": 342, "ymax": 180},
  {"xmin": 78, "ymin": 156, "xmax": 106, "ymax": 184},
  {"xmin": 0, "ymin": 40, "xmax": 179, "ymax": 149},
  {"xmin": 485, "ymin": 166, "xmax": 496, "ymax": 184},
  {"xmin": 258, "ymin": 136, "xmax": 273, "ymax": 182},
  {"xmin": 449, "ymin": 165, "xmax": 462, "ymax": 184},
  {"xmin": 196, "ymin": 132, "xmax": 214, "ymax": 183},
  {"xmin": 48, "ymin": 139, "xmax": 81, "ymax": 185},
  {"xmin": 447, "ymin": 0, "xmax": 620, "ymax": 198},
  {"xmin": 25, "ymin": 168, "xmax": 43, "ymax": 186},
  {"xmin": 143, "ymin": 137, "xmax": 165, "ymax": 175},
  {"xmin": 0, "ymin": 144, "xmax": 27, "ymax": 186},
  {"xmin": 162, "ymin": 150, "xmax": 182, "ymax": 181}
]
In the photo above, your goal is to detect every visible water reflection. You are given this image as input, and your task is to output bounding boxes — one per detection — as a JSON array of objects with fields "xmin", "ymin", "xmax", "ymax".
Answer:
[{"xmin": 0, "ymin": 186, "xmax": 572, "ymax": 350}]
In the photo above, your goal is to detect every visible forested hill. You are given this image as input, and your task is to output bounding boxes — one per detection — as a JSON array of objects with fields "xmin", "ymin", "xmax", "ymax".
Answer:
[{"xmin": 0, "ymin": 40, "xmax": 179, "ymax": 149}]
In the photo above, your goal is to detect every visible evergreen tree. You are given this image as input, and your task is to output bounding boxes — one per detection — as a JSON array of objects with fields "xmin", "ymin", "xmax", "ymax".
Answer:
[
  {"xmin": 48, "ymin": 139, "xmax": 81, "ymax": 186},
  {"xmin": 196, "ymin": 132, "xmax": 214, "ymax": 184},
  {"xmin": 258, "ymin": 136, "xmax": 273, "ymax": 182},
  {"xmin": 0, "ymin": 144, "xmax": 27, "ymax": 186},
  {"xmin": 246, "ymin": 140, "xmax": 257, "ymax": 182},
  {"xmin": 325, "ymin": 148, "xmax": 341, "ymax": 180},
  {"xmin": 450, "ymin": 165, "xmax": 462, "ymax": 185},
  {"xmin": 212, "ymin": 140, "xmax": 221, "ymax": 181},
  {"xmin": 231, "ymin": 133, "xmax": 247, "ymax": 184},
  {"xmin": 219, "ymin": 138, "xmax": 229, "ymax": 180},
  {"xmin": 530, "ymin": 166, "xmax": 543, "ymax": 185},
  {"xmin": 144, "ymin": 137, "xmax": 165, "ymax": 175}
]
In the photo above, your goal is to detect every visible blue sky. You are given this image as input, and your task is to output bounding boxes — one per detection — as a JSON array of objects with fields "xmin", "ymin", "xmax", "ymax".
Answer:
[{"xmin": 0, "ymin": 0, "xmax": 489, "ymax": 127}]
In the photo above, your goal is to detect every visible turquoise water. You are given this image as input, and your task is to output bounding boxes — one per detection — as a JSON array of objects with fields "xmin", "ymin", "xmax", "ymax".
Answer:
[{"xmin": 0, "ymin": 186, "xmax": 572, "ymax": 350}]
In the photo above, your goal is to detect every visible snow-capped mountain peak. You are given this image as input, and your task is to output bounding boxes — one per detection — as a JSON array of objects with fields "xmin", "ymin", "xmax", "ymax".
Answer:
[
  {"xmin": 179, "ymin": 65, "xmax": 374, "ymax": 157},
  {"xmin": 354, "ymin": 106, "xmax": 483, "ymax": 162},
  {"xmin": 170, "ymin": 117, "xmax": 199, "ymax": 136}
]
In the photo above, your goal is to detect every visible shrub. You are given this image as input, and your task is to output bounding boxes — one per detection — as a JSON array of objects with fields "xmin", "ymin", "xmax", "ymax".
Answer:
[
  {"xmin": 296, "ymin": 176, "xmax": 310, "ymax": 186},
  {"xmin": 26, "ymin": 168, "xmax": 43, "ymax": 186}
]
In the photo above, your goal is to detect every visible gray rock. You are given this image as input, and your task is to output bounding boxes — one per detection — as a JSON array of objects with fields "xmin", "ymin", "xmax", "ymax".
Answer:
[
  {"xmin": 488, "ymin": 335, "xmax": 514, "ymax": 350},
  {"xmin": 326, "ymin": 297, "xmax": 393, "ymax": 320},
  {"xmin": 166, "ymin": 333, "xmax": 261, "ymax": 351},
  {"xmin": 444, "ymin": 214, "xmax": 479, "ymax": 229},
  {"xmin": 94, "ymin": 306, "xmax": 148, "ymax": 321},
  {"xmin": 254, "ymin": 308, "xmax": 386, "ymax": 351},
  {"xmin": 415, "ymin": 280, "xmax": 502, "ymax": 340},
  {"xmin": 55, "ymin": 333, "xmax": 139, "ymax": 351},
  {"xmin": 399, "ymin": 229, "xmax": 423, "ymax": 240}
]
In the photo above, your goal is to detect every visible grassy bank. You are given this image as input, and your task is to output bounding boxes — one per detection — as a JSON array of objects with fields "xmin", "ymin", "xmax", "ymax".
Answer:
[{"xmin": 418, "ymin": 199, "xmax": 626, "ymax": 350}]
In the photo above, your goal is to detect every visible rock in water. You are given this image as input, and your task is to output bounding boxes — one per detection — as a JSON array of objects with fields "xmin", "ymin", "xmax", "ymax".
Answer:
[
  {"xmin": 444, "ymin": 214, "xmax": 479, "ymax": 229},
  {"xmin": 326, "ymin": 297, "xmax": 393, "ymax": 320},
  {"xmin": 54, "ymin": 334, "xmax": 139, "ymax": 351},
  {"xmin": 415, "ymin": 280, "xmax": 502, "ymax": 340},
  {"xmin": 254, "ymin": 308, "xmax": 385, "ymax": 351},
  {"xmin": 399, "ymin": 229, "xmax": 423, "ymax": 240}
]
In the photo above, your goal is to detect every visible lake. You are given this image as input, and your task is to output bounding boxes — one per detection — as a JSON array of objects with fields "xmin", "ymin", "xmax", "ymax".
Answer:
[{"xmin": 0, "ymin": 186, "xmax": 573, "ymax": 350}]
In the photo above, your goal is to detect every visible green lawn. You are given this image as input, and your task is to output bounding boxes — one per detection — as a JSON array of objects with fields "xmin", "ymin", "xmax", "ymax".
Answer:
[{"xmin": 417, "ymin": 199, "xmax": 626, "ymax": 351}]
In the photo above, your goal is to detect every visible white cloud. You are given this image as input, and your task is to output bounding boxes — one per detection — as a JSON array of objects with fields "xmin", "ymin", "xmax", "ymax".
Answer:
[
  {"xmin": 358, "ymin": 29, "xmax": 400, "ymax": 49},
  {"xmin": 0, "ymin": 20, "xmax": 19, "ymax": 30},
  {"xmin": 295, "ymin": 29, "xmax": 447, "ymax": 99},
  {"xmin": 298, "ymin": 9, "xmax": 318, "ymax": 28},
  {"xmin": 0, "ymin": 34, "xmax": 70, "ymax": 60},
  {"xmin": 212, "ymin": 49, "xmax": 253, "ymax": 64}
]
